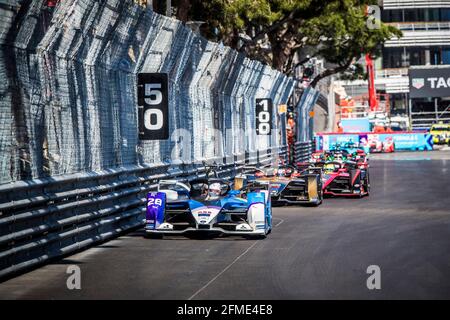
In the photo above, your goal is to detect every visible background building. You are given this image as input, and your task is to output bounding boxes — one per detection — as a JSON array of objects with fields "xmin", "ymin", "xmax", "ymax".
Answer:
[{"xmin": 338, "ymin": 0, "xmax": 450, "ymax": 130}]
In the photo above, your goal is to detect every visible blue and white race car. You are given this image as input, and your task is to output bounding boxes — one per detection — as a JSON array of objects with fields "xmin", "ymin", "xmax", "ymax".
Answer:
[{"xmin": 145, "ymin": 177, "xmax": 272, "ymax": 239}]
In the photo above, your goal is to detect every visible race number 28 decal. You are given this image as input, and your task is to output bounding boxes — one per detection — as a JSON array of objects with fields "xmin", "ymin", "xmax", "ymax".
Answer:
[
  {"xmin": 256, "ymin": 98, "xmax": 273, "ymax": 135},
  {"xmin": 138, "ymin": 73, "xmax": 169, "ymax": 140}
]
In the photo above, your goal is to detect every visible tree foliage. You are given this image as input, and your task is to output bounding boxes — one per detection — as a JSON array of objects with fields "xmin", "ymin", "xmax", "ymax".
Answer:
[{"xmin": 170, "ymin": 0, "xmax": 401, "ymax": 86}]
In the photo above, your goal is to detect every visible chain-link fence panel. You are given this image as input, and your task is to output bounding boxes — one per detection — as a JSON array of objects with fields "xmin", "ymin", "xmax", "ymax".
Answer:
[{"xmin": 0, "ymin": 0, "xmax": 295, "ymax": 184}]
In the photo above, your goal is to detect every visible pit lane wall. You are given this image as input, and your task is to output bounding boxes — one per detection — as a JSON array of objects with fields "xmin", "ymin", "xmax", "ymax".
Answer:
[
  {"xmin": 0, "ymin": 0, "xmax": 295, "ymax": 278},
  {"xmin": 315, "ymin": 132, "xmax": 434, "ymax": 152}
]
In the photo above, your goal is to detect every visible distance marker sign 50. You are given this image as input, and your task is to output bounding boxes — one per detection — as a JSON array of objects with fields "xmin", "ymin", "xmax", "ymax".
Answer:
[
  {"xmin": 138, "ymin": 73, "xmax": 169, "ymax": 140},
  {"xmin": 256, "ymin": 98, "xmax": 273, "ymax": 135}
]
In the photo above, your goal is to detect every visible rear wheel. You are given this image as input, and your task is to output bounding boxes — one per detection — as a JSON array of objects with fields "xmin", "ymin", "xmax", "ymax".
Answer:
[
  {"xmin": 351, "ymin": 171, "xmax": 364, "ymax": 198},
  {"xmin": 312, "ymin": 195, "xmax": 322, "ymax": 206},
  {"xmin": 317, "ymin": 178, "xmax": 324, "ymax": 205},
  {"xmin": 364, "ymin": 172, "xmax": 371, "ymax": 196},
  {"xmin": 308, "ymin": 175, "xmax": 322, "ymax": 206},
  {"xmin": 359, "ymin": 186, "xmax": 365, "ymax": 198}
]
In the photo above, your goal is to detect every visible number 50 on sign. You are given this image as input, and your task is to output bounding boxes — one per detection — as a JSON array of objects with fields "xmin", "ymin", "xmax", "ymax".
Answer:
[{"xmin": 138, "ymin": 73, "xmax": 169, "ymax": 140}]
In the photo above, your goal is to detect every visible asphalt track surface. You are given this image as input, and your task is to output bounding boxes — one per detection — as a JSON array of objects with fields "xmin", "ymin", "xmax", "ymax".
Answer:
[{"xmin": 1, "ymin": 151, "xmax": 450, "ymax": 300}]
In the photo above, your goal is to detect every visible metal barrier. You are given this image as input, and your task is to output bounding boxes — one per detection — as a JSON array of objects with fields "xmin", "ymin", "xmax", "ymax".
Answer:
[
  {"xmin": 293, "ymin": 141, "xmax": 314, "ymax": 163},
  {"xmin": 0, "ymin": 146, "xmax": 286, "ymax": 279},
  {"xmin": 0, "ymin": 1, "xmax": 294, "ymax": 184},
  {"xmin": 0, "ymin": 1, "xmax": 297, "ymax": 279}
]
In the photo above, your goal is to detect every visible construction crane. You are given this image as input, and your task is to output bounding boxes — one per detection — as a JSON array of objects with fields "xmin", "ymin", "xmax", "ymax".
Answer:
[{"xmin": 365, "ymin": 54, "xmax": 378, "ymax": 113}]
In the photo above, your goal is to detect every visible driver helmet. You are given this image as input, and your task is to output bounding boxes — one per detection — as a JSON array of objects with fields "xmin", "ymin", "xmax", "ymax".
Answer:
[
  {"xmin": 208, "ymin": 183, "xmax": 221, "ymax": 199},
  {"xmin": 324, "ymin": 163, "xmax": 337, "ymax": 172}
]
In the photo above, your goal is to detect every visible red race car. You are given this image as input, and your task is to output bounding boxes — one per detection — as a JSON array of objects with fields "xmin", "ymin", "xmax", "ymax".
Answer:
[
  {"xmin": 319, "ymin": 161, "xmax": 370, "ymax": 198},
  {"xmin": 310, "ymin": 151, "xmax": 326, "ymax": 163},
  {"xmin": 366, "ymin": 135, "xmax": 395, "ymax": 153},
  {"xmin": 348, "ymin": 149, "xmax": 369, "ymax": 170},
  {"xmin": 382, "ymin": 137, "xmax": 395, "ymax": 153}
]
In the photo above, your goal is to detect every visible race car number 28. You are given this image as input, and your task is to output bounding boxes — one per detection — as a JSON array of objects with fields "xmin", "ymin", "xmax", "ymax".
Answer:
[
  {"xmin": 256, "ymin": 98, "xmax": 273, "ymax": 135},
  {"xmin": 138, "ymin": 73, "xmax": 169, "ymax": 140},
  {"xmin": 147, "ymin": 198, "xmax": 162, "ymax": 207}
]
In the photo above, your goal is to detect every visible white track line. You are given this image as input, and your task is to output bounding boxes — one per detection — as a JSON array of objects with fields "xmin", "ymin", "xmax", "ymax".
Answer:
[
  {"xmin": 187, "ymin": 217, "xmax": 285, "ymax": 300},
  {"xmin": 274, "ymin": 218, "xmax": 284, "ymax": 227},
  {"xmin": 188, "ymin": 241, "xmax": 259, "ymax": 300}
]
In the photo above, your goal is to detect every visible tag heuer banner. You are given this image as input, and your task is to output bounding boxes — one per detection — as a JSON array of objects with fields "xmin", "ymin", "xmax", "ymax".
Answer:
[{"xmin": 409, "ymin": 67, "xmax": 450, "ymax": 98}]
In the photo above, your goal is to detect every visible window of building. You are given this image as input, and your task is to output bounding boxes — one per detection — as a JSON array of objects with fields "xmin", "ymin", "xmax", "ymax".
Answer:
[
  {"xmin": 382, "ymin": 47, "xmax": 408, "ymax": 68},
  {"xmin": 404, "ymin": 9, "xmax": 418, "ymax": 22},
  {"xmin": 382, "ymin": 9, "xmax": 403, "ymax": 23},
  {"xmin": 383, "ymin": 47, "xmax": 450, "ymax": 68},
  {"xmin": 382, "ymin": 8, "xmax": 450, "ymax": 23},
  {"xmin": 441, "ymin": 8, "xmax": 450, "ymax": 21},
  {"xmin": 443, "ymin": 48, "xmax": 450, "ymax": 64}
]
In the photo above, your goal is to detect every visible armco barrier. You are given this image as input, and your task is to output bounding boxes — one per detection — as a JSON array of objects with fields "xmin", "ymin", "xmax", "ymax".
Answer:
[
  {"xmin": 0, "ymin": 0, "xmax": 299, "ymax": 278},
  {"xmin": 0, "ymin": 146, "xmax": 286, "ymax": 279},
  {"xmin": 0, "ymin": 1, "xmax": 294, "ymax": 184},
  {"xmin": 293, "ymin": 141, "xmax": 314, "ymax": 163}
]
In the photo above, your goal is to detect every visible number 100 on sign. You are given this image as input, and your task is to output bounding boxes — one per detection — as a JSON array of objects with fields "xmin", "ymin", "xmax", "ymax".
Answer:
[
  {"xmin": 138, "ymin": 73, "xmax": 169, "ymax": 140},
  {"xmin": 256, "ymin": 98, "xmax": 273, "ymax": 135}
]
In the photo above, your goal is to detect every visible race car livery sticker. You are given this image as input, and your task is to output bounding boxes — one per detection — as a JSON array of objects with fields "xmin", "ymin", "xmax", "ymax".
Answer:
[
  {"xmin": 191, "ymin": 206, "xmax": 221, "ymax": 224},
  {"xmin": 146, "ymin": 192, "xmax": 166, "ymax": 229}
]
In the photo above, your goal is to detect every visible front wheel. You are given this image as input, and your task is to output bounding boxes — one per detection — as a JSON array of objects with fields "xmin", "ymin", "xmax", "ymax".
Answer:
[
  {"xmin": 317, "ymin": 185, "xmax": 324, "ymax": 205},
  {"xmin": 365, "ymin": 172, "xmax": 371, "ymax": 196},
  {"xmin": 358, "ymin": 186, "xmax": 364, "ymax": 198}
]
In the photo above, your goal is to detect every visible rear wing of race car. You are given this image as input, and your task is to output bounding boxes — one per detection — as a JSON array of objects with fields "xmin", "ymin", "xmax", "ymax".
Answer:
[
  {"xmin": 343, "ymin": 161, "xmax": 359, "ymax": 170},
  {"xmin": 233, "ymin": 175, "xmax": 270, "ymax": 191},
  {"xmin": 246, "ymin": 180, "xmax": 270, "ymax": 192},
  {"xmin": 295, "ymin": 162, "xmax": 323, "ymax": 176},
  {"xmin": 158, "ymin": 180, "xmax": 190, "ymax": 192},
  {"xmin": 242, "ymin": 164, "xmax": 271, "ymax": 172}
]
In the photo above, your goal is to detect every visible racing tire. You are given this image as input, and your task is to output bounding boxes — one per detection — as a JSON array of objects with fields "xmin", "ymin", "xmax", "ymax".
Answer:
[
  {"xmin": 311, "ymin": 197, "xmax": 322, "ymax": 207},
  {"xmin": 315, "ymin": 177, "xmax": 323, "ymax": 206},
  {"xmin": 350, "ymin": 170, "xmax": 364, "ymax": 198},
  {"xmin": 358, "ymin": 188, "xmax": 364, "ymax": 198},
  {"xmin": 248, "ymin": 217, "xmax": 269, "ymax": 239},
  {"xmin": 316, "ymin": 185, "xmax": 324, "ymax": 206},
  {"xmin": 307, "ymin": 175, "xmax": 322, "ymax": 206},
  {"xmin": 318, "ymin": 194, "xmax": 323, "ymax": 205},
  {"xmin": 364, "ymin": 172, "xmax": 371, "ymax": 196}
]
